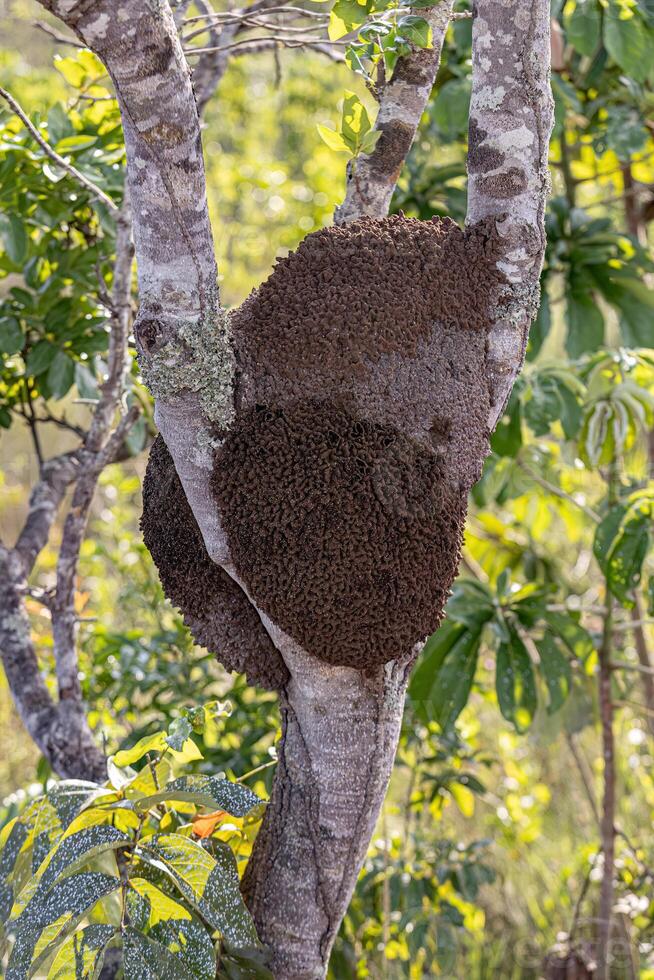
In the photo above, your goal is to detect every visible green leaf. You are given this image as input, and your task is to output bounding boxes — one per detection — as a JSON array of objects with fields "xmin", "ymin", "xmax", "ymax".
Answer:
[
  {"xmin": 165, "ymin": 717, "xmax": 194, "ymax": 753},
  {"xmin": 604, "ymin": 2, "xmax": 653, "ymax": 81},
  {"xmin": 0, "ymin": 820, "xmax": 29, "ymax": 924},
  {"xmin": 128, "ymin": 879, "xmax": 216, "ymax": 979},
  {"xmin": 491, "ymin": 389, "xmax": 522, "ymax": 456},
  {"xmin": 536, "ymin": 634, "xmax": 572, "ymax": 714},
  {"xmin": 566, "ymin": 0, "xmax": 602, "ymax": 55},
  {"xmin": 47, "ymin": 351, "xmax": 76, "ymax": 399},
  {"xmin": 122, "ymin": 928, "xmax": 197, "ymax": 980},
  {"xmin": 0, "ymin": 213, "xmax": 28, "ymax": 265},
  {"xmin": 47, "ymin": 104, "xmax": 74, "ymax": 147},
  {"xmin": 316, "ymin": 124, "xmax": 352, "ymax": 155},
  {"xmin": 7, "ymin": 873, "xmax": 119, "ymax": 980},
  {"xmin": 74, "ymin": 362, "xmax": 99, "ymax": 400},
  {"xmin": 141, "ymin": 835, "xmax": 258, "ymax": 950},
  {"xmin": 426, "ymin": 627, "xmax": 482, "ymax": 730},
  {"xmin": 113, "ymin": 733, "xmax": 167, "ymax": 768},
  {"xmin": 542, "ymin": 611, "xmax": 594, "ymax": 663},
  {"xmin": 47, "ymin": 924, "xmax": 116, "ymax": 979},
  {"xmin": 409, "ymin": 620, "xmax": 467, "ymax": 711},
  {"xmin": 30, "ymin": 825, "xmax": 131, "ymax": 903},
  {"xmin": 397, "ymin": 14, "xmax": 432, "ymax": 47},
  {"xmin": 328, "ymin": 0, "xmax": 371, "ymax": 39},
  {"xmin": 0, "ymin": 316, "xmax": 23, "ymax": 355},
  {"xmin": 25, "ymin": 341, "xmax": 58, "ymax": 377},
  {"xmin": 135, "ymin": 774, "xmax": 260, "ymax": 817},
  {"xmin": 495, "ymin": 628, "xmax": 538, "ymax": 733},
  {"xmin": 594, "ymin": 496, "xmax": 652, "ymax": 605},
  {"xmin": 55, "ymin": 134, "xmax": 98, "ymax": 153},
  {"xmin": 565, "ymin": 291, "xmax": 604, "ymax": 357}
]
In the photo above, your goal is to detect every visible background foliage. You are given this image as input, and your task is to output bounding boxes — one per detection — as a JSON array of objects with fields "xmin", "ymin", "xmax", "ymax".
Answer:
[{"xmin": 1, "ymin": 0, "xmax": 654, "ymax": 976}]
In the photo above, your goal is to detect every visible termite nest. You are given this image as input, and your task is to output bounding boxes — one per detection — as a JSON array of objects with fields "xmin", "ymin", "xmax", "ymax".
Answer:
[{"xmin": 143, "ymin": 214, "xmax": 504, "ymax": 681}]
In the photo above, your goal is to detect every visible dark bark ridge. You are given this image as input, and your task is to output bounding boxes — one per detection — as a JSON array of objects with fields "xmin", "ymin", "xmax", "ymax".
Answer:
[{"xmin": 143, "ymin": 214, "xmax": 505, "ymax": 676}]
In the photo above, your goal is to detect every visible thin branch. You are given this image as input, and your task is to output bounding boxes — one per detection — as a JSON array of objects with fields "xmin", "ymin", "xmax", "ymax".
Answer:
[
  {"xmin": 51, "ymin": 193, "xmax": 135, "ymax": 702},
  {"xmin": 335, "ymin": 0, "xmax": 455, "ymax": 224},
  {"xmin": 597, "ymin": 597, "xmax": 616, "ymax": 980},
  {"xmin": 0, "ymin": 86, "xmax": 117, "ymax": 211},
  {"xmin": 32, "ymin": 18, "xmax": 83, "ymax": 46},
  {"xmin": 517, "ymin": 459, "xmax": 601, "ymax": 522}
]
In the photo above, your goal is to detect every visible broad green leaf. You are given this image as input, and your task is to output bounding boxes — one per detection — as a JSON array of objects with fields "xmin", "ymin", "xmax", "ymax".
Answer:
[
  {"xmin": 566, "ymin": 0, "xmax": 602, "ymax": 55},
  {"xmin": 491, "ymin": 389, "xmax": 522, "ymax": 456},
  {"xmin": 536, "ymin": 635, "xmax": 572, "ymax": 714},
  {"xmin": 594, "ymin": 496, "xmax": 652, "ymax": 604},
  {"xmin": 496, "ymin": 629, "xmax": 538, "ymax": 733},
  {"xmin": 604, "ymin": 1, "xmax": 653, "ymax": 81},
  {"xmin": 316, "ymin": 124, "xmax": 352, "ymax": 155},
  {"xmin": 140, "ymin": 834, "xmax": 258, "ymax": 950},
  {"xmin": 113, "ymin": 733, "xmax": 167, "ymax": 768},
  {"xmin": 409, "ymin": 620, "xmax": 467, "ymax": 709},
  {"xmin": 7, "ymin": 873, "xmax": 119, "ymax": 980},
  {"xmin": 328, "ymin": 0, "xmax": 371, "ymax": 39},
  {"xmin": 542, "ymin": 611, "xmax": 594, "ymax": 663},
  {"xmin": 0, "ymin": 821, "xmax": 29, "ymax": 924},
  {"xmin": 47, "ymin": 923, "xmax": 116, "ymax": 979},
  {"xmin": 47, "ymin": 103, "xmax": 74, "ymax": 146},
  {"xmin": 432, "ymin": 78, "xmax": 471, "ymax": 141},
  {"xmin": 165, "ymin": 717, "xmax": 194, "ymax": 753},
  {"xmin": 47, "ymin": 351, "xmax": 76, "ymax": 400},
  {"xmin": 135, "ymin": 775, "xmax": 261, "ymax": 817},
  {"xmin": 0, "ymin": 213, "xmax": 28, "ymax": 265},
  {"xmin": 565, "ymin": 291, "xmax": 604, "ymax": 357},
  {"xmin": 129, "ymin": 879, "xmax": 216, "ymax": 979},
  {"xmin": 0, "ymin": 316, "xmax": 24, "ymax": 355},
  {"xmin": 27, "ymin": 825, "xmax": 130, "ymax": 908},
  {"xmin": 122, "ymin": 928, "xmax": 197, "ymax": 980},
  {"xmin": 25, "ymin": 341, "xmax": 58, "ymax": 377},
  {"xmin": 397, "ymin": 14, "xmax": 432, "ymax": 48},
  {"xmin": 56, "ymin": 134, "xmax": 98, "ymax": 153},
  {"xmin": 428, "ymin": 627, "xmax": 482, "ymax": 730}
]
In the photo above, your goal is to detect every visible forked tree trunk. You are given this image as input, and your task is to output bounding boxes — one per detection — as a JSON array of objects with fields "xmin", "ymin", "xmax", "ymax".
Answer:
[{"xmin": 36, "ymin": 2, "xmax": 553, "ymax": 977}]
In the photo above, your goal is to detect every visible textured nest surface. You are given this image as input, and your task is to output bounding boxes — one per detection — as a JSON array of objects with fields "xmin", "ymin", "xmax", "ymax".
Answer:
[
  {"xmin": 212, "ymin": 400, "xmax": 467, "ymax": 668},
  {"xmin": 143, "ymin": 214, "xmax": 502, "ymax": 678},
  {"xmin": 141, "ymin": 435, "xmax": 289, "ymax": 689}
]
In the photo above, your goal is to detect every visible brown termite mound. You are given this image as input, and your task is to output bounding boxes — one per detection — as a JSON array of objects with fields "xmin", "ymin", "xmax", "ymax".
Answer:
[
  {"xmin": 142, "ymin": 214, "xmax": 503, "ymax": 682},
  {"xmin": 141, "ymin": 435, "xmax": 289, "ymax": 689}
]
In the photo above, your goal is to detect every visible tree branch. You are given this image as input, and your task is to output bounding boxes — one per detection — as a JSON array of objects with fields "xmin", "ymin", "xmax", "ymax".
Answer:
[
  {"xmin": 335, "ymin": 0, "xmax": 454, "ymax": 224},
  {"xmin": 37, "ymin": 0, "xmax": 233, "ymax": 566},
  {"xmin": 466, "ymin": 0, "xmax": 554, "ymax": 428}
]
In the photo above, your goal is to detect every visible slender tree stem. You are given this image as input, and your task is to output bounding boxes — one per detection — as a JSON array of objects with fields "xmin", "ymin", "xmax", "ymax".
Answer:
[{"xmin": 597, "ymin": 596, "xmax": 616, "ymax": 979}]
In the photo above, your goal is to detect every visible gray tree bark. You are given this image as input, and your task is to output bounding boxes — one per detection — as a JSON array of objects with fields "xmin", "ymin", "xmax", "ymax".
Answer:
[{"xmin": 33, "ymin": 2, "xmax": 554, "ymax": 977}]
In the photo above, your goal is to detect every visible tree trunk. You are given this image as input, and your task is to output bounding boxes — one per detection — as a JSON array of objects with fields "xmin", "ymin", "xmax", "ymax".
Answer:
[{"xmin": 242, "ymin": 649, "xmax": 410, "ymax": 978}]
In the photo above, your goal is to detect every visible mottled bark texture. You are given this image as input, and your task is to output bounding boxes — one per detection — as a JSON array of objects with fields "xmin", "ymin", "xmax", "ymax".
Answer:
[
  {"xmin": 335, "ymin": 1, "xmax": 455, "ymax": 225},
  {"xmin": 38, "ymin": 1, "xmax": 552, "ymax": 976},
  {"xmin": 466, "ymin": 0, "xmax": 554, "ymax": 426},
  {"xmin": 0, "ymin": 458, "xmax": 107, "ymax": 782}
]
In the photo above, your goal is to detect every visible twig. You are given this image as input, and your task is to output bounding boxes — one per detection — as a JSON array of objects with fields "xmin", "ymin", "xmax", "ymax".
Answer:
[
  {"xmin": 517, "ymin": 460, "xmax": 601, "ymax": 523},
  {"xmin": 611, "ymin": 659, "xmax": 654, "ymax": 677},
  {"xmin": 32, "ymin": 19, "xmax": 83, "ymax": 47},
  {"xmin": 566, "ymin": 732, "xmax": 600, "ymax": 826},
  {"xmin": 0, "ymin": 86, "xmax": 117, "ymax": 211}
]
